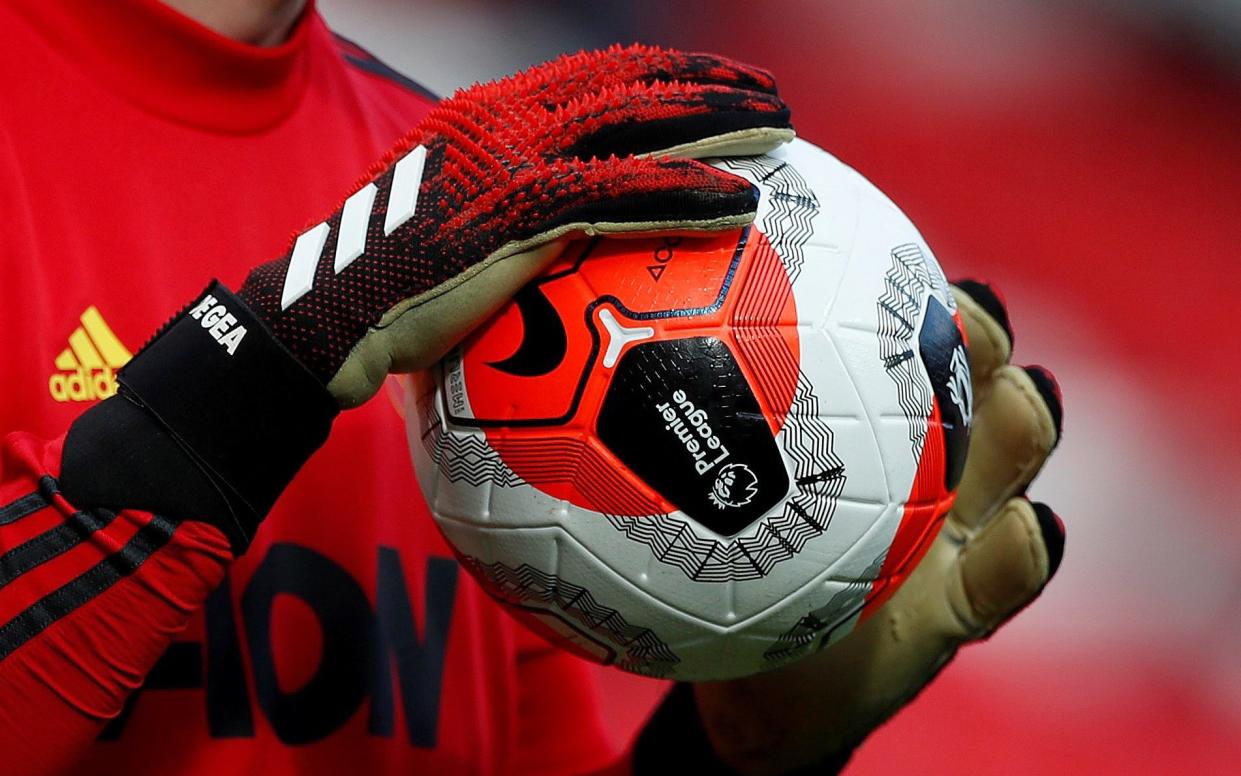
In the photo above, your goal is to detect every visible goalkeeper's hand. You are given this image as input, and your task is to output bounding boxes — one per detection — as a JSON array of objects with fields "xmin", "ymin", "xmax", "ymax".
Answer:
[
  {"xmin": 682, "ymin": 281, "xmax": 1066, "ymax": 775},
  {"xmin": 63, "ymin": 46, "xmax": 792, "ymax": 553},
  {"xmin": 243, "ymin": 44, "xmax": 793, "ymax": 407}
]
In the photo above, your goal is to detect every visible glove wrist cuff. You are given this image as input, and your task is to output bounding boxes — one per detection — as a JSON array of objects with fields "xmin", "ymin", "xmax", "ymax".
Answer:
[{"xmin": 114, "ymin": 281, "xmax": 338, "ymax": 550}]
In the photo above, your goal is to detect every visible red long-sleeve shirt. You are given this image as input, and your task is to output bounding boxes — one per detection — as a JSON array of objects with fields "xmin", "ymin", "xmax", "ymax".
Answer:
[{"xmin": 0, "ymin": 1, "xmax": 622, "ymax": 773}]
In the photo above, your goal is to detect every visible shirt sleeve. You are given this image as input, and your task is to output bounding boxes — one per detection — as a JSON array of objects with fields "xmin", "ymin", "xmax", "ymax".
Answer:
[
  {"xmin": 0, "ymin": 429, "xmax": 232, "ymax": 774},
  {"xmin": 0, "ymin": 282, "xmax": 337, "ymax": 774}
]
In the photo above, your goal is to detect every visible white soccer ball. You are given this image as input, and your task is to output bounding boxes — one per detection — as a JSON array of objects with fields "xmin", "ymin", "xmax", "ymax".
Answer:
[{"xmin": 406, "ymin": 138, "xmax": 972, "ymax": 680}]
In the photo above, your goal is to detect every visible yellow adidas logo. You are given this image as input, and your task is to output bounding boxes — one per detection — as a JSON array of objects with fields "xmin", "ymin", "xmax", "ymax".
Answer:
[{"xmin": 48, "ymin": 307, "xmax": 132, "ymax": 403}]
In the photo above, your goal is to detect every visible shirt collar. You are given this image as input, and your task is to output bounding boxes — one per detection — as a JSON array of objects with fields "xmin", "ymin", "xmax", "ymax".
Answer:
[{"xmin": 7, "ymin": 0, "xmax": 320, "ymax": 133}]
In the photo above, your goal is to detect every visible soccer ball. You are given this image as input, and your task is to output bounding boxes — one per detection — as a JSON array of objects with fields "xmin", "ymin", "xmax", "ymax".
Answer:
[{"xmin": 406, "ymin": 138, "xmax": 972, "ymax": 681}]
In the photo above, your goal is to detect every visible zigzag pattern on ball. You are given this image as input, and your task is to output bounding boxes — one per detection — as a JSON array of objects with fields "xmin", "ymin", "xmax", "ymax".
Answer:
[
  {"xmin": 777, "ymin": 372, "xmax": 846, "ymax": 546},
  {"xmin": 763, "ymin": 548, "xmax": 887, "ymax": 665},
  {"xmin": 418, "ymin": 398, "xmax": 523, "ymax": 488},
  {"xmin": 926, "ymin": 248, "xmax": 953, "ymax": 312},
  {"xmin": 719, "ymin": 153, "xmax": 817, "ymax": 282},
  {"xmin": 877, "ymin": 244, "xmax": 934, "ymax": 461},
  {"xmin": 460, "ymin": 556, "xmax": 681, "ymax": 677},
  {"xmin": 762, "ymin": 580, "xmax": 869, "ymax": 666}
]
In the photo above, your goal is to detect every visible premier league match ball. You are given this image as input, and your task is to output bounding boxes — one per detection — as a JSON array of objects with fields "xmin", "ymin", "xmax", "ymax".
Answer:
[{"xmin": 406, "ymin": 138, "xmax": 973, "ymax": 681}]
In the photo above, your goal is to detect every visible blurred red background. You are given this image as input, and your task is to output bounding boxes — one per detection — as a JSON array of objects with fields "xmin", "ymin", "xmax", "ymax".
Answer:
[{"xmin": 324, "ymin": 1, "xmax": 1241, "ymax": 771}]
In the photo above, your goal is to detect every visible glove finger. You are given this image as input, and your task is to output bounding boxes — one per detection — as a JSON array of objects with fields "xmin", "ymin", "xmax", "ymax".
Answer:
[
  {"xmin": 1021, "ymin": 364, "xmax": 1064, "ymax": 444},
  {"xmin": 475, "ymin": 45, "xmax": 780, "ymax": 114},
  {"xmin": 428, "ymin": 78, "xmax": 791, "ymax": 165},
  {"xmin": 556, "ymin": 81, "xmax": 792, "ymax": 162},
  {"xmin": 949, "ymin": 499, "xmax": 1065, "ymax": 638},
  {"xmin": 950, "ymin": 280, "xmax": 1013, "ymax": 398},
  {"xmin": 445, "ymin": 155, "xmax": 760, "ymax": 248},
  {"xmin": 949, "ymin": 363, "xmax": 1060, "ymax": 533},
  {"xmin": 610, "ymin": 45, "xmax": 780, "ymax": 93}
]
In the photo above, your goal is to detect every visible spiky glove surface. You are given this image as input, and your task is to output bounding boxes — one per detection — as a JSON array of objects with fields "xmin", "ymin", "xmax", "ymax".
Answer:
[{"xmin": 238, "ymin": 44, "xmax": 793, "ymax": 405}]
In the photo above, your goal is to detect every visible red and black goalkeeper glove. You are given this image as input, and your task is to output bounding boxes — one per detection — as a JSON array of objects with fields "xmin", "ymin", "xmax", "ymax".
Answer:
[
  {"xmin": 59, "ymin": 45, "xmax": 793, "ymax": 553},
  {"xmin": 241, "ymin": 44, "xmax": 792, "ymax": 403}
]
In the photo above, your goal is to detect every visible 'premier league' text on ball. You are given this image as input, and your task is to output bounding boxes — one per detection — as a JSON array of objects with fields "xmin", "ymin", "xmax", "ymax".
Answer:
[{"xmin": 655, "ymin": 389, "xmax": 731, "ymax": 476}]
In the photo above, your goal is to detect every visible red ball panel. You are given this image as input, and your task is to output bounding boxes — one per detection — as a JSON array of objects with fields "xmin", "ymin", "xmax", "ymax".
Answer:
[{"xmin": 453, "ymin": 227, "xmax": 801, "ymax": 519}]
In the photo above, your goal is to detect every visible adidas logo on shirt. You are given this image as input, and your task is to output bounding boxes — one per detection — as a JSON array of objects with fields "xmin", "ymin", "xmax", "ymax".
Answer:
[{"xmin": 48, "ymin": 307, "xmax": 132, "ymax": 402}]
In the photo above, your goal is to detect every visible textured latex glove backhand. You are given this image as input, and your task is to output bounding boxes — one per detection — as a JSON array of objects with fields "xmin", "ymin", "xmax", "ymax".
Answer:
[
  {"xmin": 238, "ymin": 44, "xmax": 794, "ymax": 407},
  {"xmin": 692, "ymin": 281, "xmax": 1066, "ymax": 776}
]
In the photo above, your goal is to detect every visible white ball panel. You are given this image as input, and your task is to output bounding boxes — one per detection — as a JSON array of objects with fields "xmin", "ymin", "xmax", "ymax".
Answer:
[
  {"xmin": 483, "ymin": 477, "xmax": 565, "ymax": 529},
  {"xmin": 789, "ymin": 327, "xmax": 887, "ymax": 499},
  {"xmin": 749, "ymin": 140, "xmax": 862, "ymax": 258}
]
